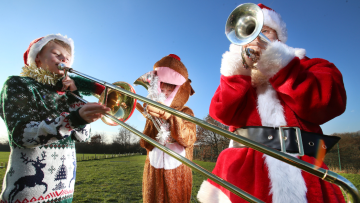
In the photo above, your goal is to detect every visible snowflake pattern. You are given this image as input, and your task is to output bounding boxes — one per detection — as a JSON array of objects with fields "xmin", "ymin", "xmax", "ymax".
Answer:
[
  {"xmin": 48, "ymin": 165, "xmax": 56, "ymax": 174},
  {"xmin": 51, "ymin": 152, "xmax": 59, "ymax": 160},
  {"xmin": 8, "ymin": 167, "xmax": 15, "ymax": 177}
]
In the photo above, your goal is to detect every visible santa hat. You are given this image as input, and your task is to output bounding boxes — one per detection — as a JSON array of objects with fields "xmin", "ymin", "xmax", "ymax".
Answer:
[
  {"xmin": 258, "ymin": 3, "xmax": 288, "ymax": 43},
  {"xmin": 23, "ymin": 34, "xmax": 74, "ymax": 67}
]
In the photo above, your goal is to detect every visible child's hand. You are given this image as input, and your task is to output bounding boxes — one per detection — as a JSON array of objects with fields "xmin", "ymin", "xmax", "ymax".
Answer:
[
  {"xmin": 146, "ymin": 105, "xmax": 171, "ymax": 120},
  {"xmin": 62, "ymin": 75, "xmax": 77, "ymax": 91},
  {"xmin": 136, "ymin": 102, "xmax": 148, "ymax": 119},
  {"xmin": 79, "ymin": 103, "xmax": 111, "ymax": 123}
]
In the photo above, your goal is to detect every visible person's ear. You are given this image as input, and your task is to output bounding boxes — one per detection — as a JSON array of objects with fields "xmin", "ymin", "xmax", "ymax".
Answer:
[{"xmin": 35, "ymin": 54, "xmax": 41, "ymax": 68}]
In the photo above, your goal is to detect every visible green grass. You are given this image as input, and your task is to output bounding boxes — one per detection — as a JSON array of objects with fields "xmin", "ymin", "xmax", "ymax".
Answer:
[
  {"xmin": 339, "ymin": 173, "xmax": 360, "ymax": 191},
  {"xmin": 75, "ymin": 153, "xmax": 127, "ymax": 161},
  {"xmin": 0, "ymin": 153, "xmax": 359, "ymax": 202},
  {"xmin": 73, "ymin": 155, "xmax": 215, "ymax": 202},
  {"xmin": 0, "ymin": 152, "xmax": 10, "ymax": 164}
]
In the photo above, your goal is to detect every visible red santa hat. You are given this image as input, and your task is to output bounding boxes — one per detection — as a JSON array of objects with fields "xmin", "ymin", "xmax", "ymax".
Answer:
[
  {"xmin": 23, "ymin": 33, "xmax": 74, "ymax": 67},
  {"xmin": 258, "ymin": 3, "xmax": 288, "ymax": 43}
]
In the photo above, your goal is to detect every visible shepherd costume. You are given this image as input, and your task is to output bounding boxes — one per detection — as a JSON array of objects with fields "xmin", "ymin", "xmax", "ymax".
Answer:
[
  {"xmin": 0, "ymin": 34, "xmax": 104, "ymax": 203},
  {"xmin": 140, "ymin": 54, "xmax": 196, "ymax": 203},
  {"xmin": 197, "ymin": 4, "xmax": 347, "ymax": 203}
]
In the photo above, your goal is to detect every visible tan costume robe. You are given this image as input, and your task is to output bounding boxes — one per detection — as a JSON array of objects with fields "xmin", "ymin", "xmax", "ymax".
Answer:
[{"xmin": 140, "ymin": 55, "xmax": 196, "ymax": 203}]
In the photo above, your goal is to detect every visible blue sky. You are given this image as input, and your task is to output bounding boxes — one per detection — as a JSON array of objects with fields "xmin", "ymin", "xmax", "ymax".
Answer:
[{"xmin": 0, "ymin": 0, "xmax": 359, "ymax": 143}]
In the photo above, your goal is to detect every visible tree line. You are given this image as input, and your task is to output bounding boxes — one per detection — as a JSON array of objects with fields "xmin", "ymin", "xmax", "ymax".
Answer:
[{"xmin": 324, "ymin": 131, "xmax": 360, "ymax": 171}]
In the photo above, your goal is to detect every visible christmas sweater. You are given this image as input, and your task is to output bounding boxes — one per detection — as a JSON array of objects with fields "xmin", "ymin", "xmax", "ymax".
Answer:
[{"xmin": 0, "ymin": 76, "xmax": 96, "ymax": 203}]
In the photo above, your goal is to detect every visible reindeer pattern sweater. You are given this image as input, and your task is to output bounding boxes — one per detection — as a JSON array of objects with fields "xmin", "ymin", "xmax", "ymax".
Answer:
[{"xmin": 0, "ymin": 76, "xmax": 91, "ymax": 203}]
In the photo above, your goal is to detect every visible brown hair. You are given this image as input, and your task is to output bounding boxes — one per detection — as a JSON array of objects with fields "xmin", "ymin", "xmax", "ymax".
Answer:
[
  {"xmin": 160, "ymin": 82, "xmax": 176, "ymax": 91},
  {"xmin": 39, "ymin": 39, "xmax": 72, "ymax": 56}
]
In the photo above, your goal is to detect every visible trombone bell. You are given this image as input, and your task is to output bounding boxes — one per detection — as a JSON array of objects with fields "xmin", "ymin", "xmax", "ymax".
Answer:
[{"xmin": 99, "ymin": 82, "xmax": 137, "ymax": 126}]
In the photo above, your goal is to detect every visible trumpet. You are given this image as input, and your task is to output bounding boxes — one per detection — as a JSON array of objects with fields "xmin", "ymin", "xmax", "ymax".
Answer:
[
  {"xmin": 225, "ymin": 3, "xmax": 271, "ymax": 61},
  {"xmin": 58, "ymin": 63, "xmax": 359, "ymax": 202}
]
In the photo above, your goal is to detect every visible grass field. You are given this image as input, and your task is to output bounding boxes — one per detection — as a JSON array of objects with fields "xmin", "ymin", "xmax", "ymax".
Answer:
[{"xmin": 0, "ymin": 153, "xmax": 359, "ymax": 202}]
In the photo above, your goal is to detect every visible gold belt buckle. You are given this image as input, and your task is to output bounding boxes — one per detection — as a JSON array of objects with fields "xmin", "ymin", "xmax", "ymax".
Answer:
[{"xmin": 278, "ymin": 126, "xmax": 304, "ymax": 156}]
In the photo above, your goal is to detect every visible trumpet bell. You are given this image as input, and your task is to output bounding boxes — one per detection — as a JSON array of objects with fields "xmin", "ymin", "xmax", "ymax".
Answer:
[
  {"xmin": 225, "ymin": 3, "xmax": 264, "ymax": 45},
  {"xmin": 99, "ymin": 82, "xmax": 137, "ymax": 126}
]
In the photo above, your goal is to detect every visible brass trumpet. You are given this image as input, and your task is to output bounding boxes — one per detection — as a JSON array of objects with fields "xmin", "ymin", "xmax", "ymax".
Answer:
[
  {"xmin": 225, "ymin": 3, "xmax": 270, "ymax": 61},
  {"xmin": 58, "ymin": 63, "xmax": 359, "ymax": 202}
]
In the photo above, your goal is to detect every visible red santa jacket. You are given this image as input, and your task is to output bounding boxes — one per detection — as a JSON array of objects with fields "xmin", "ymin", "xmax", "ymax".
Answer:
[
  {"xmin": 210, "ymin": 41, "xmax": 346, "ymax": 133},
  {"xmin": 199, "ymin": 41, "xmax": 347, "ymax": 203}
]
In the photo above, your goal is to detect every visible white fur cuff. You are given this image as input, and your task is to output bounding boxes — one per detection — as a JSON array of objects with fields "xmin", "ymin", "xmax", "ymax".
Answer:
[
  {"xmin": 220, "ymin": 51, "xmax": 244, "ymax": 76},
  {"xmin": 256, "ymin": 41, "xmax": 304, "ymax": 78},
  {"xmin": 221, "ymin": 44, "xmax": 252, "ymax": 76},
  {"xmin": 197, "ymin": 180, "xmax": 232, "ymax": 203}
]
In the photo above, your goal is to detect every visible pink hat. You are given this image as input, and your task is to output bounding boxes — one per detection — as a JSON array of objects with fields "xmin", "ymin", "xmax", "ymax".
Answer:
[
  {"xmin": 258, "ymin": 3, "xmax": 288, "ymax": 43},
  {"xmin": 23, "ymin": 34, "xmax": 74, "ymax": 67}
]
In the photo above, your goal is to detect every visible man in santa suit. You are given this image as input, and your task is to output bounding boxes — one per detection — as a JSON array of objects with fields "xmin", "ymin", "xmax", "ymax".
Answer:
[{"xmin": 197, "ymin": 3, "xmax": 347, "ymax": 203}]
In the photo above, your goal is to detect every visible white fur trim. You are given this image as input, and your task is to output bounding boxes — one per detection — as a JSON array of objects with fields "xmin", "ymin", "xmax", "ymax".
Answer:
[
  {"xmin": 149, "ymin": 142, "xmax": 185, "ymax": 170},
  {"xmin": 262, "ymin": 8, "xmax": 288, "ymax": 43},
  {"xmin": 257, "ymin": 84, "xmax": 287, "ymax": 127},
  {"xmin": 257, "ymin": 41, "xmax": 306, "ymax": 78},
  {"xmin": 197, "ymin": 181, "xmax": 232, "ymax": 203},
  {"xmin": 264, "ymin": 154, "xmax": 307, "ymax": 203},
  {"xmin": 220, "ymin": 44, "xmax": 250, "ymax": 76},
  {"xmin": 28, "ymin": 34, "xmax": 74, "ymax": 67},
  {"xmin": 295, "ymin": 48, "xmax": 306, "ymax": 59}
]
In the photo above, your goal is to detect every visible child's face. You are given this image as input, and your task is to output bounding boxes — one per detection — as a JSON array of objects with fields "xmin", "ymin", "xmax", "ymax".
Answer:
[
  {"xmin": 161, "ymin": 86, "xmax": 174, "ymax": 98},
  {"xmin": 35, "ymin": 41, "xmax": 72, "ymax": 76}
]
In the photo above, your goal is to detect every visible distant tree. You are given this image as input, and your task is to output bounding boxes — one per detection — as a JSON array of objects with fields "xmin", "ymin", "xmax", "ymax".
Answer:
[
  {"xmin": 113, "ymin": 126, "xmax": 139, "ymax": 146},
  {"xmin": 0, "ymin": 140, "xmax": 10, "ymax": 151},
  {"xmin": 324, "ymin": 131, "xmax": 360, "ymax": 172},
  {"xmin": 90, "ymin": 134, "xmax": 102, "ymax": 144},
  {"xmin": 195, "ymin": 114, "xmax": 230, "ymax": 161}
]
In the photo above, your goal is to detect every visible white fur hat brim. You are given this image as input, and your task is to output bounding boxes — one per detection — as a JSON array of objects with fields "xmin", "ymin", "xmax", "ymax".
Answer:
[
  {"xmin": 27, "ymin": 34, "xmax": 74, "ymax": 67},
  {"xmin": 261, "ymin": 4, "xmax": 288, "ymax": 43}
]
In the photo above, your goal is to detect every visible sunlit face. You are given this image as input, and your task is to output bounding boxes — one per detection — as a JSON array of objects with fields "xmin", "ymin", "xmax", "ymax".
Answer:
[
  {"xmin": 260, "ymin": 25, "xmax": 278, "ymax": 42},
  {"xmin": 35, "ymin": 41, "xmax": 72, "ymax": 76},
  {"xmin": 161, "ymin": 86, "xmax": 174, "ymax": 98}
]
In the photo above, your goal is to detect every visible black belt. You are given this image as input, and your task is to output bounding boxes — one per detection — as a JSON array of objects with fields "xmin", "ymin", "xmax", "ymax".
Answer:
[{"xmin": 233, "ymin": 126, "xmax": 340, "ymax": 158}]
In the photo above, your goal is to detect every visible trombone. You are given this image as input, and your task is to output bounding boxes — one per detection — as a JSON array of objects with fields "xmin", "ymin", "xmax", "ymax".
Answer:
[{"xmin": 58, "ymin": 63, "xmax": 360, "ymax": 203}]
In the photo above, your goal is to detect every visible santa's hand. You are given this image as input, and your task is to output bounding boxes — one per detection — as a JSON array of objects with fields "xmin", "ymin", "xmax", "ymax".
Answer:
[
  {"xmin": 221, "ymin": 44, "xmax": 251, "ymax": 76},
  {"xmin": 146, "ymin": 105, "xmax": 171, "ymax": 120},
  {"xmin": 243, "ymin": 37, "xmax": 267, "ymax": 67}
]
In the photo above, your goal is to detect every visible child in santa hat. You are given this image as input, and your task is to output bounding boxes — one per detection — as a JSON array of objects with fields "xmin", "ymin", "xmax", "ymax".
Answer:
[
  {"xmin": 197, "ymin": 3, "xmax": 346, "ymax": 203},
  {"xmin": 138, "ymin": 54, "xmax": 196, "ymax": 203},
  {"xmin": 0, "ymin": 34, "xmax": 109, "ymax": 203}
]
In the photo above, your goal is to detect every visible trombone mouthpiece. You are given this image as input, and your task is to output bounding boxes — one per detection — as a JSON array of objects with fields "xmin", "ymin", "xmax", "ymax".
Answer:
[{"xmin": 58, "ymin": 63, "xmax": 66, "ymax": 70}]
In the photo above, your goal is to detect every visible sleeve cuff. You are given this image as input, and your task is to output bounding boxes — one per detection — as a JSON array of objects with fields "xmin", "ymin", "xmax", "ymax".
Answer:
[
  {"xmin": 68, "ymin": 108, "xmax": 88, "ymax": 128},
  {"xmin": 66, "ymin": 90, "xmax": 82, "ymax": 104}
]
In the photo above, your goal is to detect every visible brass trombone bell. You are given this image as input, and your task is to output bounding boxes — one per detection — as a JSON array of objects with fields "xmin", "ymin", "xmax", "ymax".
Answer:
[{"xmin": 99, "ymin": 82, "xmax": 137, "ymax": 126}]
